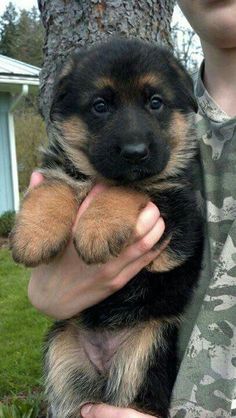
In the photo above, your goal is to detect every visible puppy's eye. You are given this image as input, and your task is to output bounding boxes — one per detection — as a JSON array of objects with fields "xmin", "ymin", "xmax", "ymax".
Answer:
[
  {"xmin": 149, "ymin": 95, "xmax": 163, "ymax": 110},
  {"xmin": 93, "ymin": 98, "xmax": 108, "ymax": 114}
]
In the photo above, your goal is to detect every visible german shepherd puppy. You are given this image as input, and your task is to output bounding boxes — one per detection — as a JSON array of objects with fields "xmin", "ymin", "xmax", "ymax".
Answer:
[{"xmin": 10, "ymin": 38, "xmax": 203, "ymax": 418}]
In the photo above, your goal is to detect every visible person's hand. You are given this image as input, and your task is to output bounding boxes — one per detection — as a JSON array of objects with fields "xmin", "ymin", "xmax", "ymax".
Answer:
[
  {"xmin": 28, "ymin": 172, "xmax": 165, "ymax": 319},
  {"xmin": 81, "ymin": 403, "xmax": 158, "ymax": 418}
]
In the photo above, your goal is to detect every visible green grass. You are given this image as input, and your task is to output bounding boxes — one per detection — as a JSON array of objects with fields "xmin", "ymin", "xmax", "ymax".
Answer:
[
  {"xmin": 0, "ymin": 393, "xmax": 43, "ymax": 418},
  {"xmin": 0, "ymin": 249, "xmax": 51, "ymax": 398}
]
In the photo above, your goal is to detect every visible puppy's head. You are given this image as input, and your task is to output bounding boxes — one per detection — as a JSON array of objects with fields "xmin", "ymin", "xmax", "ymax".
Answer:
[{"xmin": 50, "ymin": 38, "xmax": 198, "ymax": 183}]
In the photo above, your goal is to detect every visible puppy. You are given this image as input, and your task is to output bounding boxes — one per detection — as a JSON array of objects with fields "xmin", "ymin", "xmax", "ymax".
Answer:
[{"xmin": 10, "ymin": 38, "xmax": 203, "ymax": 418}]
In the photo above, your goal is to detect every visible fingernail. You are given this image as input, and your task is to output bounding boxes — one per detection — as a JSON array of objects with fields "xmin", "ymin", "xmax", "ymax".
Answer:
[
  {"xmin": 29, "ymin": 171, "xmax": 43, "ymax": 188},
  {"xmin": 29, "ymin": 172, "xmax": 37, "ymax": 186},
  {"xmin": 142, "ymin": 202, "xmax": 160, "ymax": 219},
  {"xmin": 81, "ymin": 403, "xmax": 92, "ymax": 416},
  {"xmin": 136, "ymin": 202, "xmax": 160, "ymax": 237}
]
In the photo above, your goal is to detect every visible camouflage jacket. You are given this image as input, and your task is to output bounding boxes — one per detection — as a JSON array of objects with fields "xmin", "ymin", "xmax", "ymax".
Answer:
[{"xmin": 170, "ymin": 64, "xmax": 236, "ymax": 417}]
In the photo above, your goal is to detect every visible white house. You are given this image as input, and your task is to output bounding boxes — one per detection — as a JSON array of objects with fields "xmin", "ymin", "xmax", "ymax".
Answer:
[{"xmin": 0, "ymin": 55, "xmax": 40, "ymax": 215}]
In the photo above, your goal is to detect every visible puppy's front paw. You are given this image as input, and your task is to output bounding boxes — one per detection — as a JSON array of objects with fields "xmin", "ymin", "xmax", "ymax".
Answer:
[
  {"xmin": 73, "ymin": 218, "xmax": 133, "ymax": 264},
  {"xmin": 10, "ymin": 182, "xmax": 78, "ymax": 267},
  {"xmin": 11, "ymin": 218, "xmax": 69, "ymax": 268},
  {"xmin": 73, "ymin": 186, "xmax": 149, "ymax": 265}
]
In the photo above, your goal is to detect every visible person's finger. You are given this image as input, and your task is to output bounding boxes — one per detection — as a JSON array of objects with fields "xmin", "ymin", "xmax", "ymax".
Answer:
[
  {"xmin": 102, "ymin": 216, "xmax": 165, "ymax": 280},
  {"xmin": 134, "ymin": 202, "xmax": 160, "ymax": 239},
  {"xmin": 81, "ymin": 403, "xmax": 154, "ymax": 418},
  {"xmin": 29, "ymin": 171, "xmax": 44, "ymax": 188},
  {"xmin": 107, "ymin": 235, "xmax": 170, "ymax": 292}
]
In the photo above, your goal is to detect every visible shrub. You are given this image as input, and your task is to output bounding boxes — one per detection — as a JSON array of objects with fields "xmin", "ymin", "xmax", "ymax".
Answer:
[{"xmin": 0, "ymin": 211, "xmax": 15, "ymax": 237}]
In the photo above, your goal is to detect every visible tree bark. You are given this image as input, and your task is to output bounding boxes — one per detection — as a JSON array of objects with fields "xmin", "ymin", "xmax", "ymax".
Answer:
[{"xmin": 38, "ymin": 0, "xmax": 175, "ymax": 121}]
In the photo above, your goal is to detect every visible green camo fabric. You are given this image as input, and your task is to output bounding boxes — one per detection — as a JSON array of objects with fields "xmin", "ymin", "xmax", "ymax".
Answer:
[{"xmin": 170, "ymin": 64, "xmax": 236, "ymax": 418}]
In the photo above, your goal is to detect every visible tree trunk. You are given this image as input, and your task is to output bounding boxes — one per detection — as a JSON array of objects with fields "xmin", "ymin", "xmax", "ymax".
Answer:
[{"xmin": 38, "ymin": 0, "xmax": 175, "ymax": 121}]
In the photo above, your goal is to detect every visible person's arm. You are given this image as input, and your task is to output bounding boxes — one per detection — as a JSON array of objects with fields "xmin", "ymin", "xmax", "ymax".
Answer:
[{"xmin": 28, "ymin": 172, "xmax": 165, "ymax": 319}]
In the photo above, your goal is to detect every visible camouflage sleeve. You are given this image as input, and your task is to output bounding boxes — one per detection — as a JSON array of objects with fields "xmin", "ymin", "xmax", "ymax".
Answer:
[
  {"xmin": 171, "ymin": 229, "xmax": 236, "ymax": 417},
  {"xmin": 170, "ymin": 67, "xmax": 236, "ymax": 417}
]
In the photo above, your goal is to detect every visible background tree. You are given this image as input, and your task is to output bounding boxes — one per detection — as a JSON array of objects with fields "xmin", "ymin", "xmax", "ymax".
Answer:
[
  {"xmin": 38, "ymin": 0, "xmax": 175, "ymax": 121},
  {"xmin": 171, "ymin": 5, "xmax": 203, "ymax": 72},
  {"xmin": 0, "ymin": 3, "xmax": 44, "ymax": 66},
  {"xmin": 172, "ymin": 21, "xmax": 203, "ymax": 72},
  {"xmin": 0, "ymin": 2, "xmax": 17, "ymax": 57}
]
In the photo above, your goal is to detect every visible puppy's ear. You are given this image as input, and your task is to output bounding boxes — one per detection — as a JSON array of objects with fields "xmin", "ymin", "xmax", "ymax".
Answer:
[
  {"xmin": 50, "ymin": 57, "xmax": 75, "ymax": 122},
  {"xmin": 50, "ymin": 50, "xmax": 87, "ymax": 122},
  {"xmin": 177, "ymin": 68, "xmax": 198, "ymax": 113},
  {"xmin": 180, "ymin": 75, "xmax": 198, "ymax": 114},
  {"xmin": 167, "ymin": 52, "xmax": 198, "ymax": 114}
]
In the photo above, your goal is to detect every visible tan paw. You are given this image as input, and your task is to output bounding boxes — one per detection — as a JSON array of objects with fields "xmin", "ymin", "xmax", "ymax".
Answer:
[
  {"xmin": 73, "ymin": 217, "xmax": 133, "ymax": 264},
  {"xmin": 10, "ymin": 182, "xmax": 78, "ymax": 267},
  {"xmin": 73, "ymin": 186, "xmax": 149, "ymax": 265}
]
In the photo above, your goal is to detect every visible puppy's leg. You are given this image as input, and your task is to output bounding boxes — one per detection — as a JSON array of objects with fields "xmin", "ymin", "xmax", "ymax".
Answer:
[
  {"xmin": 45, "ymin": 320, "xmax": 104, "ymax": 418},
  {"xmin": 10, "ymin": 181, "xmax": 78, "ymax": 267},
  {"xmin": 148, "ymin": 244, "xmax": 183, "ymax": 272},
  {"xmin": 73, "ymin": 187, "xmax": 149, "ymax": 264},
  {"xmin": 133, "ymin": 325, "xmax": 178, "ymax": 418}
]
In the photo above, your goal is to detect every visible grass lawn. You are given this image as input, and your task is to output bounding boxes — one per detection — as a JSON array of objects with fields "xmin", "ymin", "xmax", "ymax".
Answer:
[{"xmin": 0, "ymin": 248, "xmax": 51, "ymax": 399}]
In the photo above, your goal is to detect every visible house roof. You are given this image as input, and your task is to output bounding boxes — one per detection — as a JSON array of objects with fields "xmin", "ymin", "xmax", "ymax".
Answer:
[{"xmin": 0, "ymin": 54, "xmax": 40, "ymax": 93}]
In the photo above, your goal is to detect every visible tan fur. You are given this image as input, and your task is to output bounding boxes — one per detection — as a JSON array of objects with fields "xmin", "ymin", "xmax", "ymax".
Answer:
[
  {"xmin": 73, "ymin": 186, "xmax": 149, "ymax": 264},
  {"xmin": 10, "ymin": 181, "xmax": 79, "ymax": 267},
  {"xmin": 95, "ymin": 76, "xmax": 116, "ymax": 90},
  {"xmin": 137, "ymin": 178, "xmax": 185, "ymax": 194},
  {"xmin": 158, "ymin": 112, "xmax": 196, "ymax": 180},
  {"xmin": 106, "ymin": 320, "xmax": 164, "ymax": 406},
  {"xmin": 149, "ymin": 247, "xmax": 185, "ymax": 272},
  {"xmin": 136, "ymin": 73, "xmax": 161, "ymax": 89},
  {"xmin": 54, "ymin": 119, "xmax": 98, "ymax": 178},
  {"xmin": 136, "ymin": 73, "xmax": 174, "ymax": 101},
  {"xmin": 61, "ymin": 116, "xmax": 89, "ymax": 149},
  {"xmin": 45, "ymin": 321, "xmax": 102, "ymax": 418}
]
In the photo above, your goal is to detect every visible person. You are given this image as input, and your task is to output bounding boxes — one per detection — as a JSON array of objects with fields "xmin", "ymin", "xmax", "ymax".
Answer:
[{"xmin": 28, "ymin": 1, "xmax": 236, "ymax": 416}]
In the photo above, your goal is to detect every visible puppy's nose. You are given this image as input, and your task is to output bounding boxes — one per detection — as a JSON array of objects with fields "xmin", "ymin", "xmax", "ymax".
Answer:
[{"xmin": 121, "ymin": 143, "xmax": 149, "ymax": 163}]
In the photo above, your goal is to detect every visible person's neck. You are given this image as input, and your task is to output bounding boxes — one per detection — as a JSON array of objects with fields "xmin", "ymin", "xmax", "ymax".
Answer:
[{"xmin": 201, "ymin": 41, "xmax": 236, "ymax": 117}]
